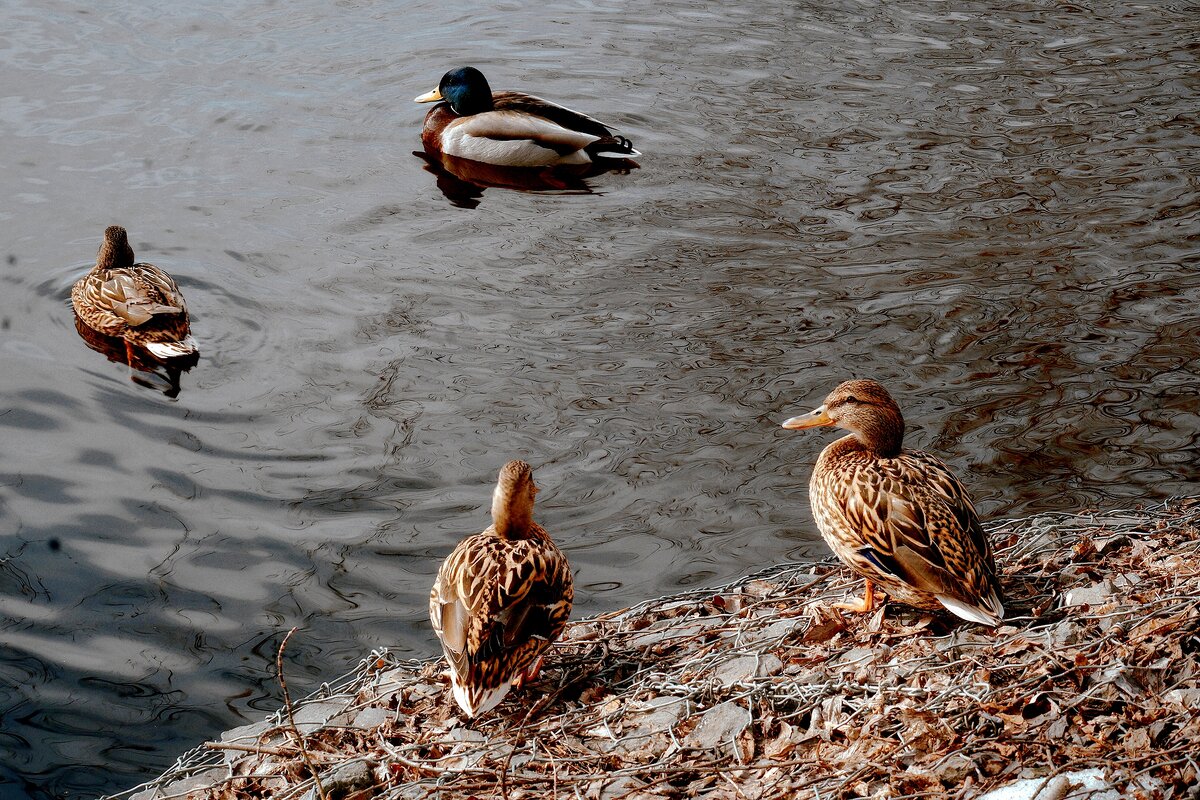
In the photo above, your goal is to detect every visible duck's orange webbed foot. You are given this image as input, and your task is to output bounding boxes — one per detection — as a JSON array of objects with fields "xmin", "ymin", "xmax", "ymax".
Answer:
[
  {"xmin": 832, "ymin": 579, "xmax": 877, "ymax": 614},
  {"xmin": 513, "ymin": 655, "xmax": 544, "ymax": 689}
]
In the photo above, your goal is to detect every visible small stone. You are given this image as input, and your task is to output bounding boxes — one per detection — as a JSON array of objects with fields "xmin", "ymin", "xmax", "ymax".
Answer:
[
  {"xmin": 218, "ymin": 720, "xmax": 281, "ymax": 765},
  {"xmin": 713, "ymin": 655, "xmax": 757, "ymax": 687},
  {"xmin": 630, "ymin": 695, "xmax": 689, "ymax": 733},
  {"xmin": 747, "ymin": 617, "xmax": 806, "ymax": 644},
  {"xmin": 628, "ymin": 619, "xmax": 714, "ymax": 650},
  {"xmin": 291, "ymin": 700, "xmax": 351, "ymax": 733},
  {"xmin": 448, "ymin": 726, "xmax": 486, "ymax": 742},
  {"xmin": 977, "ymin": 768, "xmax": 1118, "ymax": 800},
  {"xmin": 595, "ymin": 696, "xmax": 688, "ymax": 758},
  {"xmin": 597, "ymin": 776, "xmax": 648, "ymax": 800},
  {"xmin": 302, "ymin": 760, "xmax": 374, "ymax": 800},
  {"xmin": 1164, "ymin": 688, "xmax": 1200, "ymax": 707},
  {"xmin": 713, "ymin": 652, "xmax": 784, "ymax": 687},
  {"xmin": 221, "ymin": 719, "xmax": 273, "ymax": 745},
  {"xmin": 685, "ymin": 700, "xmax": 752, "ymax": 751},
  {"xmin": 833, "ymin": 646, "xmax": 878, "ymax": 670},
  {"xmin": 128, "ymin": 768, "xmax": 225, "ymax": 800},
  {"xmin": 1064, "ymin": 580, "xmax": 1115, "ymax": 608},
  {"xmin": 352, "ymin": 706, "xmax": 391, "ymax": 730}
]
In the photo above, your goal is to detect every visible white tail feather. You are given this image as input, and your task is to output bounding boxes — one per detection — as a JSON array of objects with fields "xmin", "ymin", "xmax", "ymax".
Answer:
[
  {"xmin": 453, "ymin": 679, "xmax": 511, "ymax": 718},
  {"xmin": 592, "ymin": 146, "xmax": 641, "ymax": 159},
  {"xmin": 144, "ymin": 335, "xmax": 198, "ymax": 359},
  {"xmin": 936, "ymin": 593, "xmax": 1005, "ymax": 627}
]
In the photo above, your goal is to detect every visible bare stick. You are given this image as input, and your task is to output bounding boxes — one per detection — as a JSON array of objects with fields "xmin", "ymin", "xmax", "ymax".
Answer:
[
  {"xmin": 204, "ymin": 741, "xmax": 296, "ymax": 757},
  {"xmin": 278, "ymin": 626, "xmax": 329, "ymax": 800}
]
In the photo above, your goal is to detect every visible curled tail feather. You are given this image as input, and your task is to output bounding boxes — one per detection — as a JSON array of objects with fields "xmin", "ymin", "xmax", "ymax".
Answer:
[{"xmin": 587, "ymin": 134, "xmax": 640, "ymax": 160}]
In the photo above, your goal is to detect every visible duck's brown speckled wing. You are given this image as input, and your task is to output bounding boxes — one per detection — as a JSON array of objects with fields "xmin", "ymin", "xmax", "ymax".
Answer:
[
  {"xmin": 828, "ymin": 449, "xmax": 1003, "ymax": 620},
  {"xmin": 74, "ymin": 262, "xmax": 189, "ymax": 332},
  {"xmin": 73, "ymin": 262, "xmax": 195, "ymax": 357},
  {"xmin": 429, "ymin": 525, "xmax": 573, "ymax": 716}
]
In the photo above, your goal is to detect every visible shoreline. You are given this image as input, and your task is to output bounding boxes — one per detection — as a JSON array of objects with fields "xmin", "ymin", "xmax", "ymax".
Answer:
[{"xmin": 111, "ymin": 500, "xmax": 1200, "ymax": 799}]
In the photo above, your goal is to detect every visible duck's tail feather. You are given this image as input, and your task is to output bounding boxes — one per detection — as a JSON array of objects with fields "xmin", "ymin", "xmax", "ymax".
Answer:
[
  {"xmin": 144, "ymin": 335, "xmax": 199, "ymax": 359},
  {"xmin": 936, "ymin": 591, "xmax": 1005, "ymax": 627},
  {"xmin": 587, "ymin": 134, "xmax": 641, "ymax": 160},
  {"xmin": 452, "ymin": 679, "xmax": 511, "ymax": 719}
]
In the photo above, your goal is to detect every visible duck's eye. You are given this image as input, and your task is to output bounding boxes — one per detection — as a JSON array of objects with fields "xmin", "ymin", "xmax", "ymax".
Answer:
[{"xmin": 844, "ymin": 395, "xmax": 860, "ymax": 405}]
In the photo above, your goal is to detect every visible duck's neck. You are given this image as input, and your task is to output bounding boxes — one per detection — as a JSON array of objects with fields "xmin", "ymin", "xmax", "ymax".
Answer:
[
  {"xmin": 491, "ymin": 483, "xmax": 535, "ymax": 539},
  {"xmin": 97, "ymin": 239, "xmax": 134, "ymax": 272},
  {"xmin": 851, "ymin": 412, "xmax": 905, "ymax": 458},
  {"xmin": 453, "ymin": 89, "xmax": 493, "ymax": 116}
]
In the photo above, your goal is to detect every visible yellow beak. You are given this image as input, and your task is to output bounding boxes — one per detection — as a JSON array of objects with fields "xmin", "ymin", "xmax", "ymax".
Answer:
[
  {"xmin": 781, "ymin": 405, "xmax": 834, "ymax": 429},
  {"xmin": 414, "ymin": 87, "xmax": 443, "ymax": 103}
]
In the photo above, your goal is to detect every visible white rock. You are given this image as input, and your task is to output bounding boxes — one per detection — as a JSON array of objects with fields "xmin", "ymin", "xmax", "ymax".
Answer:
[
  {"xmin": 977, "ymin": 769, "xmax": 1119, "ymax": 800},
  {"xmin": 1064, "ymin": 581, "xmax": 1116, "ymax": 608}
]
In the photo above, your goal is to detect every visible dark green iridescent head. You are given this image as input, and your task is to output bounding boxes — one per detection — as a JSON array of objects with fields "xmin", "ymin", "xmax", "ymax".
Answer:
[{"xmin": 434, "ymin": 67, "xmax": 495, "ymax": 116}]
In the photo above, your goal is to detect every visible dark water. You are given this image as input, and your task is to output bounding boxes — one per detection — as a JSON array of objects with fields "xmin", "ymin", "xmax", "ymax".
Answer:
[{"xmin": 1, "ymin": 0, "xmax": 1198, "ymax": 796}]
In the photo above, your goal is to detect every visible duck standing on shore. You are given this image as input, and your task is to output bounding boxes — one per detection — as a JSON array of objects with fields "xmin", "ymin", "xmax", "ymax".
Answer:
[
  {"xmin": 781, "ymin": 379, "xmax": 1005, "ymax": 626},
  {"xmin": 71, "ymin": 225, "xmax": 198, "ymax": 360},
  {"xmin": 414, "ymin": 66, "xmax": 640, "ymax": 168},
  {"xmin": 430, "ymin": 460, "xmax": 574, "ymax": 717}
]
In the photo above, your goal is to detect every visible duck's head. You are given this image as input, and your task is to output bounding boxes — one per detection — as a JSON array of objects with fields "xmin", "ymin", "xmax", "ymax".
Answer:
[
  {"xmin": 491, "ymin": 459, "xmax": 538, "ymax": 537},
  {"xmin": 97, "ymin": 225, "xmax": 135, "ymax": 270},
  {"xmin": 415, "ymin": 67, "xmax": 495, "ymax": 116},
  {"xmin": 781, "ymin": 379, "xmax": 905, "ymax": 457}
]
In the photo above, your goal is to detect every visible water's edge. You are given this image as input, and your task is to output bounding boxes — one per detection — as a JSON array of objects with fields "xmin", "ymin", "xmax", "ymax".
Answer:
[{"xmin": 108, "ymin": 499, "xmax": 1200, "ymax": 800}]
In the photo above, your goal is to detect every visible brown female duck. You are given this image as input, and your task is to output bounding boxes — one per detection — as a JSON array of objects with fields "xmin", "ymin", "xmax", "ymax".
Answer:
[
  {"xmin": 429, "ymin": 460, "xmax": 574, "ymax": 717},
  {"xmin": 71, "ymin": 226, "xmax": 197, "ymax": 359},
  {"xmin": 781, "ymin": 379, "xmax": 1004, "ymax": 626}
]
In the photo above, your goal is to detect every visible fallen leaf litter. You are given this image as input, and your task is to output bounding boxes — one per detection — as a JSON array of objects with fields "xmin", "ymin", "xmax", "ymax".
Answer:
[{"xmin": 113, "ymin": 500, "xmax": 1200, "ymax": 800}]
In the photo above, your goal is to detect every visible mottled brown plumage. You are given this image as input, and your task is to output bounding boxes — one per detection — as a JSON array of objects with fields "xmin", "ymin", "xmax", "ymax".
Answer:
[
  {"xmin": 782, "ymin": 380, "xmax": 1004, "ymax": 626},
  {"xmin": 71, "ymin": 226, "xmax": 197, "ymax": 359},
  {"xmin": 429, "ymin": 460, "xmax": 573, "ymax": 717}
]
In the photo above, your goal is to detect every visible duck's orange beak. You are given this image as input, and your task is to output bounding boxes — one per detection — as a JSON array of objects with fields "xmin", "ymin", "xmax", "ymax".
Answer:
[
  {"xmin": 781, "ymin": 405, "xmax": 833, "ymax": 429},
  {"xmin": 414, "ymin": 87, "xmax": 443, "ymax": 103}
]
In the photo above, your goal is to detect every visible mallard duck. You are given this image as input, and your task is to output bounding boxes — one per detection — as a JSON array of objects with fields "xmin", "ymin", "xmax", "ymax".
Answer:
[
  {"xmin": 71, "ymin": 226, "xmax": 198, "ymax": 359},
  {"xmin": 429, "ymin": 460, "xmax": 574, "ymax": 717},
  {"xmin": 414, "ymin": 66, "xmax": 640, "ymax": 167},
  {"xmin": 781, "ymin": 379, "xmax": 1005, "ymax": 626}
]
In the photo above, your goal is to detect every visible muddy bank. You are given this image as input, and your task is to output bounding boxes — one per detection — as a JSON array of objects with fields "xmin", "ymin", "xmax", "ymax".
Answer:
[{"xmin": 109, "ymin": 500, "xmax": 1200, "ymax": 799}]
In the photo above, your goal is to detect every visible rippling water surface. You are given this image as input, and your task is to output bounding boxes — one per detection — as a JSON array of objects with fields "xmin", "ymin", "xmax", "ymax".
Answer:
[{"xmin": 1, "ymin": 0, "xmax": 1198, "ymax": 795}]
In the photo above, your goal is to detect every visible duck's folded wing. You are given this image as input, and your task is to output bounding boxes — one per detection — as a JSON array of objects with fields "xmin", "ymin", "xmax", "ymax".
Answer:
[
  {"xmin": 453, "ymin": 110, "xmax": 601, "ymax": 154},
  {"xmin": 492, "ymin": 91, "xmax": 615, "ymax": 138},
  {"xmin": 131, "ymin": 264, "xmax": 189, "ymax": 311},
  {"xmin": 98, "ymin": 269, "xmax": 186, "ymax": 327},
  {"xmin": 433, "ymin": 537, "xmax": 571, "ymax": 663},
  {"xmin": 841, "ymin": 455, "xmax": 1001, "ymax": 618},
  {"xmin": 484, "ymin": 544, "xmax": 573, "ymax": 658}
]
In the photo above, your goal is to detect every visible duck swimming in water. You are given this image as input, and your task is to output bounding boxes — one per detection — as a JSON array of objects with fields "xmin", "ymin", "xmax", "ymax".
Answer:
[
  {"xmin": 781, "ymin": 379, "xmax": 1004, "ymax": 626},
  {"xmin": 429, "ymin": 460, "xmax": 574, "ymax": 717},
  {"xmin": 71, "ymin": 225, "xmax": 198, "ymax": 360},
  {"xmin": 415, "ymin": 66, "xmax": 640, "ymax": 168}
]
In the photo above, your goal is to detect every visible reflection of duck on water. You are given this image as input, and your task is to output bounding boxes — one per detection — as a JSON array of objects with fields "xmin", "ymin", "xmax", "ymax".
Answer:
[
  {"xmin": 414, "ymin": 67, "xmax": 640, "ymax": 169},
  {"xmin": 73, "ymin": 314, "xmax": 194, "ymax": 398},
  {"xmin": 413, "ymin": 149, "xmax": 634, "ymax": 209},
  {"xmin": 781, "ymin": 379, "xmax": 1005, "ymax": 627}
]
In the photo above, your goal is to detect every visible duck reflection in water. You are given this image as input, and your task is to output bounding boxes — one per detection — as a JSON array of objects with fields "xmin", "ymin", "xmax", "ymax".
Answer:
[
  {"xmin": 73, "ymin": 314, "xmax": 196, "ymax": 398},
  {"xmin": 414, "ymin": 150, "xmax": 636, "ymax": 209},
  {"xmin": 414, "ymin": 66, "xmax": 639, "ymax": 208}
]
